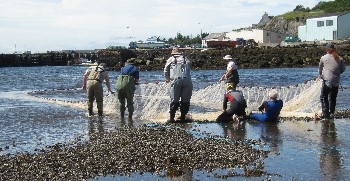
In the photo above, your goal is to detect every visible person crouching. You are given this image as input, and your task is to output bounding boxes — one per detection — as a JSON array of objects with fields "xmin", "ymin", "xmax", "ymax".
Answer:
[{"xmin": 216, "ymin": 83, "xmax": 247, "ymax": 122}]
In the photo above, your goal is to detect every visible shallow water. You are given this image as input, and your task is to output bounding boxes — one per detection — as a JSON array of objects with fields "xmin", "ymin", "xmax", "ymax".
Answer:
[{"xmin": 0, "ymin": 66, "xmax": 349, "ymax": 180}]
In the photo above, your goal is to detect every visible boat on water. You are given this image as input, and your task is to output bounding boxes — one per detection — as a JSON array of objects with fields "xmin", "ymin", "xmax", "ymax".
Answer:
[
  {"xmin": 78, "ymin": 58, "xmax": 99, "ymax": 66},
  {"xmin": 130, "ymin": 36, "xmax": 165, "ymax": 49}
]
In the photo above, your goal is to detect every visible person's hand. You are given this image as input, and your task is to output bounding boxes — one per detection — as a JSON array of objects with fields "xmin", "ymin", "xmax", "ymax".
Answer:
[{"xmin": 82, "ymin": 85, "xmax": 86, "ymax": 90}]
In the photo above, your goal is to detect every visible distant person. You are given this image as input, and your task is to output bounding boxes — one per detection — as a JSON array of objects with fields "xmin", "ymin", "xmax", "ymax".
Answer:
[
  {"xmin": 116, "ymin": 58, "xmax": 139, "ymax": 120},
  {"xmin": 318, "ymin": 43, "xmax": 346, "ymax": 119},
  {"xmin": 219, "ymin": 55, "xmax": 239, "ymax": 87},
  {"xmin": 82, "ymin": 63, "xmax": 112, "ymax": 117},
  {"xmin": 164, "ymin": 47, "xmax": 193, "ymax": 123},
  {"xmin": 216, "ymin": 83, "xmax": 247, "ymax": 122},
  {"xmin": 250, "ymin": 89, "xmax": 283, "ymax": 122}
]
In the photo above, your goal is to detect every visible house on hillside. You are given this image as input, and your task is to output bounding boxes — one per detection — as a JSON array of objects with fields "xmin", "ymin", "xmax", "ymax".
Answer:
[
  {"xmin": 225, "ymin": 29, "xmax": 284, "ymax": 44},
  {"xmin": 298, "ymin": 12, "xmax": 350, "ymax": 41}
]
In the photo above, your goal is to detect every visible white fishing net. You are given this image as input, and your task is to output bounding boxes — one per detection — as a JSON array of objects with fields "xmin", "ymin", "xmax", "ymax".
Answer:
[{"xmin": 103, "ymin": 78, "xmax": 322, "ymax": 121}]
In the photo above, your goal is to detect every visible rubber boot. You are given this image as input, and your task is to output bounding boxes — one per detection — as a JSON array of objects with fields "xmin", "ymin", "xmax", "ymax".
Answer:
[
  {"xmin": 98, "ymin": 110, "xmax": 103, "ymax": 117},
  {"xmin": 180, "ymin": 102, "xmax": 190, "ymax": 122},
  {"xmin": 320, "ymin": 98, "xmax": 330, "ymax": 119},
  {"xmin": 168, "ymin": 102, "xmax": 180, "ymax": 123},
  {"xmin": 88, "ymin": 109, "xmax": 93, "ymax": 117}
]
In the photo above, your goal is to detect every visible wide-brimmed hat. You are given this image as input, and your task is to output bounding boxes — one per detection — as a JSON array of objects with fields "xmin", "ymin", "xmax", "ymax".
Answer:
[
  {"xmin": 171, "ymin": 47, "xmax": 182, "ymax": 55},
  {"xmin": 125, "ymin": 58, "xmax": 136, "ymax": 65},
  {"xmin": 326, "ymin": 43, "xmax": 335, "ymax": 49},
  {"xmin": 269, "ymin": 89, "xmax": 278, "ymax": 99},
  {"xmin": 223, "ymin": 55, "xmax": 233, "ymax": 60}
]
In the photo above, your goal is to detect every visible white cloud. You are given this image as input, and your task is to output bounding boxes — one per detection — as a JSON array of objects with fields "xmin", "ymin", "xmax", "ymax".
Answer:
[{"xmin": 0, "ymin": 0, "xmax": 327, "ymax": 53}]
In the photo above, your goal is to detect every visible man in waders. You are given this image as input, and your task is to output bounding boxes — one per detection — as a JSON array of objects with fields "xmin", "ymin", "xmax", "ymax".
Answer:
[
  {"xmin": 116, "ymin": 58, "xmax": 139, "ymax": 120},
  {"xmin": 164, "ymin": 47, "xmax": 193, "ymax": 123},
  {"xmin": 83, "ymin": 63, "xmax": 112, "ymax": 117}
]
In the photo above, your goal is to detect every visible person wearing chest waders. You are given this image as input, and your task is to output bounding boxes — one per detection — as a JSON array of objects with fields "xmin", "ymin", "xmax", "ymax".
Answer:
[
  {"xmin": 116, "ymin": 58, "xmax": 139, "ymax": 120},
  {"xmin": 219, "ymin": 55, "xmax": 239, "ymax": 88},
  {"xmin": 318, "ymin": 43, "xmax": 346, "ymax": 119},
  {"xmin": 164, "ymin": 47, "xmax": 193, "ymax": 123},
  {"xmin": 216, "ymin": 83, "xmax": 247, "ymax": 122},
  {"xmin": 83, "ymin": 63, "xmax": 112, "ymax": 117},
  {"xmin": 250, "ymin": 89, "xmax": 283, "ymax": 122}
]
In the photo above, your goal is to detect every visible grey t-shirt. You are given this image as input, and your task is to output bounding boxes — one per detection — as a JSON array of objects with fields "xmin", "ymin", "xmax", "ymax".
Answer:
[{"xmin": 319, "ymin": 53, "xmax": 346, "ymax": 87}]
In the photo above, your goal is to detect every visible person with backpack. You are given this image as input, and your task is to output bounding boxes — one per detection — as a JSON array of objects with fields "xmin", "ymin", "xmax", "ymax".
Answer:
[
  {"xmin": 82, "ymin": 63, "xmax": 112, "ymax": 117},
  {"xmin": 116, "ymin": 58, "xmax": 139, "ymax": 120},
  {"xmin": 164, "ymin": 47, "xmax": 193, "ymax": 123}
]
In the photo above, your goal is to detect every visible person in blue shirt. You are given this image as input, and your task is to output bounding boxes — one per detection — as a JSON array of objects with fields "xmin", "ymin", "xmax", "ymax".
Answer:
[
  {"xmin": 250, "ymin": 89, "xmax": 283, "ymax": 122},
  {"xmin": 116, "ymin": 58, "xmax": 139, "ymax": 120}
]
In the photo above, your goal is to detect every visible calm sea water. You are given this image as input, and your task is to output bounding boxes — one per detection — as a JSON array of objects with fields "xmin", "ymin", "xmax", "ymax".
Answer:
[{"xmin": 0, "ymin": 66, "xmax": 349, "ymax": 180}]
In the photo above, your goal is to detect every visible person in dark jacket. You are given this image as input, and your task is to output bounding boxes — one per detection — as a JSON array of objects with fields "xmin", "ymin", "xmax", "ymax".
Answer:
[
  {"xmin": 116, "ymin": 58, "xmax": 139, "ymax": 120},
  {"xmin": 250, "ymin": 89, "xmax": 283, "ymax": 122},
  {"xmin": 318, "ymin": 43, "xmax": 346, "ymax": 119},
  {"xmin": 216, "ymin": 83, "xmax": 247, "ymax": 122},
  {"xmin": 219, "ymin": 55, "xmax": 239, "ymax": 87}
]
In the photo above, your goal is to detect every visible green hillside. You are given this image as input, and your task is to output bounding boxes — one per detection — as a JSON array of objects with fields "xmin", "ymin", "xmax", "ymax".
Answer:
[{"xmin": 278, "ymin": 0, "xmax": 350, "ymax": 20}]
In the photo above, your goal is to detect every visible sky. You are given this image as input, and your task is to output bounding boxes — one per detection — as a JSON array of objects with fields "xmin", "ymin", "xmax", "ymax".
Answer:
[{"xmin": 0, "ymin": 0, "xmax": 330, "ymax": 53}]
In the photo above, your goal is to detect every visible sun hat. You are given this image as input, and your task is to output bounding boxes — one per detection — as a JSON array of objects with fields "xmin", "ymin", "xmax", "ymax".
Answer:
[
  {"xmin": 326, "ymin": 43, "xmax": 335, "ymax": 49},
  {"xmin": 223, "ymin": 55, "xmax": 233, "ymax": 60},
  {"xmin": 171, "ymin": 47, "xmax": 182, "ymax": 55},
  {"xmin": 269, "ymin": 89, "xmax": 278, "ymax": 99},
  {"xmin": 125, "ymin": 58, "xmax": 136, "ymax": 65}
]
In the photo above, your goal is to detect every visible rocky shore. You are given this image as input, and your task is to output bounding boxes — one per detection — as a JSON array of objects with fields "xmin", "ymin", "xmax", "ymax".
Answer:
[
  {"xmin": 100, "ymin": 45, "xmax": 350, "ymax": 71},
  {"xmin": 0, "ymin": 125, "xmax": 268, "ymax": 180}
]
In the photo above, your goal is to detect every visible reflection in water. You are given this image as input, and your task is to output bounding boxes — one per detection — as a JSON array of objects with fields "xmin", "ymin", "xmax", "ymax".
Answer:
[
  {"xmin": 320, "ymin": 120, "xmax": 341, "ymax": 180},
  {"xmin": 220, "ymin": 121, "xmax": 246, "ymax": 141},
  {"xmin": 251, "ymin": 122, "xmax": 281, "ymax": 154},
  {"xmin": 88, "ymin": 117, "xmax": 104, "ymax": 138},
  {"xmin": 120, "ymin": 117, "xmax": 134, "ymax": 127}
]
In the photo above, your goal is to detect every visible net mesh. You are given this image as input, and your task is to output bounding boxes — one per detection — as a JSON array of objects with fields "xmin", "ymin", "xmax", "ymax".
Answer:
[{"xmin": 103, "ymin": 79, "xmax": 322, "ymax": 120}]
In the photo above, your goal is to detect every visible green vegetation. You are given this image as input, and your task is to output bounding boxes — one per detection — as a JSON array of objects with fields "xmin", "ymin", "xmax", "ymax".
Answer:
[
  {"xmin": 278, "ymin": 0, "xmax": 350, "ymax": 20},
  {"xmin": 165, "ymin": 32, "xmax": 209, "ymax": 47}
]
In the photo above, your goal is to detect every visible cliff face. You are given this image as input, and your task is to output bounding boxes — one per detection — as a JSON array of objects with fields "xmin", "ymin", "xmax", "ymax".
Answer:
[
  {"xmin": 255, "ymin": 12, "xmax": 307, "ymax": 36},
  {"xmin": 263, "ymin": 17, "xmax": 306, "ymax": 36}
]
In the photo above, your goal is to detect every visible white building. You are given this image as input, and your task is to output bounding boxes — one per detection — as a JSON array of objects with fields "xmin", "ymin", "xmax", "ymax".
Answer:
[
  {"xmin": 225, "ymin": 29, "xmax": 284, "ymax": 44},
  {"xmin": 298, "ymin": 12, "xmax": 350, "ymax": 41}
]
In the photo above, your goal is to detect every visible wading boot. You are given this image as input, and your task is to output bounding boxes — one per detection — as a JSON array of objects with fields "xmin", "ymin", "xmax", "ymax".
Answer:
[
  {"xmin": 98, "ymin": 110, "xmax": 103, "ymax": 117},
  {"xmin": 88, "ymin": 109, "xmax": 93, "ymax": 117}
]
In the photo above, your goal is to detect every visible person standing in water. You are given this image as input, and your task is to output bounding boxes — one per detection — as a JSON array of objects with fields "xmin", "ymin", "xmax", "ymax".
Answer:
[
  {"xmin": 83, "ymin": 63, "xmax": 112, "ymax": 117},
  {"xmin": 319, "ymin": 43, "xmax": 346, "ymax": 119},
  {"xmin": 164, "ymin": 47, "xmax": 193, "ymax": 123},
  {"xmin": 116, "ymin": 58, "xmax": 139, "ymax": 120},
  {"xmin": 219, "ymin": 55, "xmax": 239, "ymax": 87}
]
